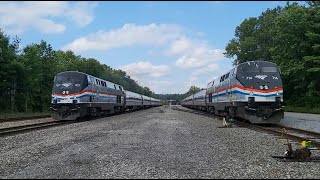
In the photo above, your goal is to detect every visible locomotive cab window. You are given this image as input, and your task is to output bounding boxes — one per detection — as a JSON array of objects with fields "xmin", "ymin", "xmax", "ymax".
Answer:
[
  {"xmin": 225, "ymin": 72, "xmax": 230, "ymax": 79},
  {"xmin": 52, "ymin": 72, "xmax": 88, "ymax": 94},
  {"xmin": 261, "ymin": 67, "xmax": 278, "ymax": 72},
  {"xmin": 220, "ymin": 74, "xmax": 226, "ymax": 82},
  {"xmin": 245, "ymin": 66, "xmax": 259, "ymax": 72}
]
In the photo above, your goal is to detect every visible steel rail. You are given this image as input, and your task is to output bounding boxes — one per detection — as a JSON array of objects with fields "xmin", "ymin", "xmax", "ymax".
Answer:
[
  {"xmin": 0, "ymin": 115, "xmax": 52, "ymax": 123},
  {"xmin": 171, "ymin": 105, "xmax": 320, "ymax": 149},
  {"xmin": 0, "ymin": 121, "xmax": 71, "ymax": 137}
]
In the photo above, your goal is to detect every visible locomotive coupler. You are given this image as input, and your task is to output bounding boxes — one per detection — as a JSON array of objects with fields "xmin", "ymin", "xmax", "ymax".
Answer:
[{"xmin": 51, "ymin": 103, "xmax": 80, "ymax": 118}]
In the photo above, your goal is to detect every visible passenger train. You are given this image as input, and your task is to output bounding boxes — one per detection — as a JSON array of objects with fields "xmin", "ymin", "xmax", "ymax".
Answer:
[
  {"xmin": 51, "ymin": 71, "xmax": 161, "ymax": 120},
  {"xmin": 180, "ymin": 61, "xmax": 284, "ymax": 124}
]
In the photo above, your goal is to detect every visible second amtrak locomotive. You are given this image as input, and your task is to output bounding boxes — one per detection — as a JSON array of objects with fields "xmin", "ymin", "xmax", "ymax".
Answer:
[{"xmin": 181, "ymin": 60, "xmax": 284, "ymax": 124}]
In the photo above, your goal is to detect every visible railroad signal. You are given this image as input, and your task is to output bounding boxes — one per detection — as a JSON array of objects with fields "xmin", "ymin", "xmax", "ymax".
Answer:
[
  {"xmin": 228, "ymin": 118, "xmax": 235, "ymax": 123},
  {"xmin": 301, "ymin": 140, "xmax": 312, "ymax": 148}
]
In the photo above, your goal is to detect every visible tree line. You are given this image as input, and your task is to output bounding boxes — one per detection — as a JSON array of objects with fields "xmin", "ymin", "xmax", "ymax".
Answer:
[
  {"xmin": 0, "ymin": 32, "xmax": 155, "ymax": 113},
  {"xmin": 155, "ymin": 86, "xmax": 202, "ymax": 103}
]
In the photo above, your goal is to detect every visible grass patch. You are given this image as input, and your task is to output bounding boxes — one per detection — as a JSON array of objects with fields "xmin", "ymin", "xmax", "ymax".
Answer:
[
  {"xmin": 0, "ymin": 112, "xmax": 51, "ymax": 119},
  {"xmin": 284, "ymin": 106, "xmax": 320, "ymax": 114}
]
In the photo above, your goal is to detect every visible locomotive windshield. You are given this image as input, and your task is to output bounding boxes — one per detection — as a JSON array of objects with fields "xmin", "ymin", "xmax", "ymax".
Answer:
[
  {"xmin": 244, "ymin": 66, "xmax": 278, "ymax": 73},
  {"xmin": 52, "ymin": 72, "xmax": 88, "ymax": 94},
  {"xmin": 236, "ymin": 61, "xmax": 282, "ymax": 89}
]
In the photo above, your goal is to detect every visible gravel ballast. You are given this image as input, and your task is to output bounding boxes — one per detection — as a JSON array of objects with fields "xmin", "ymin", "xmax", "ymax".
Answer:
[{"xmin": 0, "ymin": 106, "xmax": 319, "ymax": 179}]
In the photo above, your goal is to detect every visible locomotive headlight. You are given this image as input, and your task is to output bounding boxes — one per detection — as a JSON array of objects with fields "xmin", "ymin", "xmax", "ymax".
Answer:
[
  {"xmin": 265, "ymin": 85, "xmax": 268, "ymax": 89},
  {"xmin": 260, "ymin": 85, "xmax": 263, "ymax": 89},
  {"xmin": 276, "ymin": 91, "xmax": 280, "ymax": 95}
]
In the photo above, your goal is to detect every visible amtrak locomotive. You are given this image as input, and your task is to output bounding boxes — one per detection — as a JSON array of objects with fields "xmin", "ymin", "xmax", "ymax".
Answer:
[
  {"xmin": 51, "ymin": 71, "xmax": 161, "ymax": 120},
  {"xmin": 181, "ymin": 61, "xmax": 284, "ymax": 124}
]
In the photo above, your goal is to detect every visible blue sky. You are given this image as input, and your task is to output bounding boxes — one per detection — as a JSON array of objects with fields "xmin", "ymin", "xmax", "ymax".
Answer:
[{"xmin": 0, "ymin": 1, "xmax": 305, "ymax": 94}]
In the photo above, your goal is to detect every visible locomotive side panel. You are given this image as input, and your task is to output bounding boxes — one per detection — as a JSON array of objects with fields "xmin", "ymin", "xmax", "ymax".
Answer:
[{"xmin": 125, "ymin": 90, "xmax": 143, "ymax": 110}]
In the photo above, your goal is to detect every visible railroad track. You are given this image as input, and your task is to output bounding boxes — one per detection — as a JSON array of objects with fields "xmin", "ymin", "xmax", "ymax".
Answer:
[
  {"xmin": 0, "ymin": 115, "xmax": 52, "ymax": 123},
  {"xmin": 0, "ymin": 108, "xmax": 151, "ymax": 137},
  {"xmin": 171, "ymin": 105, "xmax": 320, "ymax": 149},
  {"xmin": 0, "ymin": 121, "xmax": 70, "ymax": 137}
]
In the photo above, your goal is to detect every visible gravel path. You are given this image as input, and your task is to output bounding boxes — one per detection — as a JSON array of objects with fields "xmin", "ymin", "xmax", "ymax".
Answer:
[
  {"xmin": 0, "ymin": 106, "xmax": 319, "ymax": 179},
  {"xmin": 279, "ymin": 112, "xmax": 320, "ymax": 133}
]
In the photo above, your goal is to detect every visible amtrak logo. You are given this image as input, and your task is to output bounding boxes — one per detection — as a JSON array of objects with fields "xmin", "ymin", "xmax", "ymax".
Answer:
[
  {"xmin": 255, "ymin": 75, "xmax": 268, "ymax": 80},
  {"xmin": 62, "ymin": 83, "xmax": 72, "ymax": 87}
]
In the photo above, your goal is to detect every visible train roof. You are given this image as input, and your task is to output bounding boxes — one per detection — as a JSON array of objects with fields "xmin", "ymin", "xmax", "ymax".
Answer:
[
  {"xmin": 182, "ymin": 94, "xmax": 193, "ymax": 101},
  {"xmin": 124, "ymin": 90, "xmax": 142, "ymax": 98},
  {"xmin": 193, "ymin": 89, "xmax": 207, "ymax": 98},
  {"xmin": 57, "ymin": 71, "xmax": 87, "ymax": 75},
  {"xmin": 237, "ymin": 60, "xmax": 278, "ymax": 67},
  {"xmin": 56, "ymin": 71, "xmax": 124, "ymax": 90}
]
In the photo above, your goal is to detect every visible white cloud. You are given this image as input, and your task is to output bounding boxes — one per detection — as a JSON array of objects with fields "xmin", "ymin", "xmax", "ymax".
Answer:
[
  {"xmin": 188, "ymin": 64, "xmax": 219, "ymax": 81},
  {"xmin": 166, "ymin": 36, "xmax": 193, "ymax": 56},
  {"xmin": 59, "ymin": 22, "xmax": 231, "ymax": 94},
  {"xmin": 145, "ymin": 80, "xmax": 175, "ymax": 94},
  {"xmin": 184, "ymin": 63, "xmax": 219, "ymax": 90},
  {"xmin": 119, "ymin": 61, "xmax": 170, "ymax": 79},
  {"xmin": 0, "ymin": 1, "xmax": 97, "ymax": 34},
  {"xmin": 168, "ymin": 37, "xmax": 225, "ymax": 69},
  {"xmin": 62, "ymin": 23, "xmax": 224, "ymax": 71},
  {"xmin": 119, "ymin": 61, "xmax": 172, "ymax": 93},
  {"xmin": 62, "ymin": 23, "xmax": 182, "ymax": 53},
  {"xmin": 65, "ymin": 2, "xmax": 97, "ymax": 27}
]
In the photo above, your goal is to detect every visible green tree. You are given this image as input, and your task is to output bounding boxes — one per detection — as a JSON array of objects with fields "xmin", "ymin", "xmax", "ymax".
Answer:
[
  {"xmin": 21, "ymin": 40, "xmax": 57, "ymax": 112},
  {"xmin": 0, "ymin": 30, "xmax": 22, "ymax": 112},
  {"xmin": 224, "ymin": 7, "xmax": 282, "ymax": 65},
  {"xmin": 302, "ymin": 2, "xmax": 320, "ymax": 105},
  {"xmin": 54, "ymin": 50, "xmax": 81, "ymax": 72}
]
